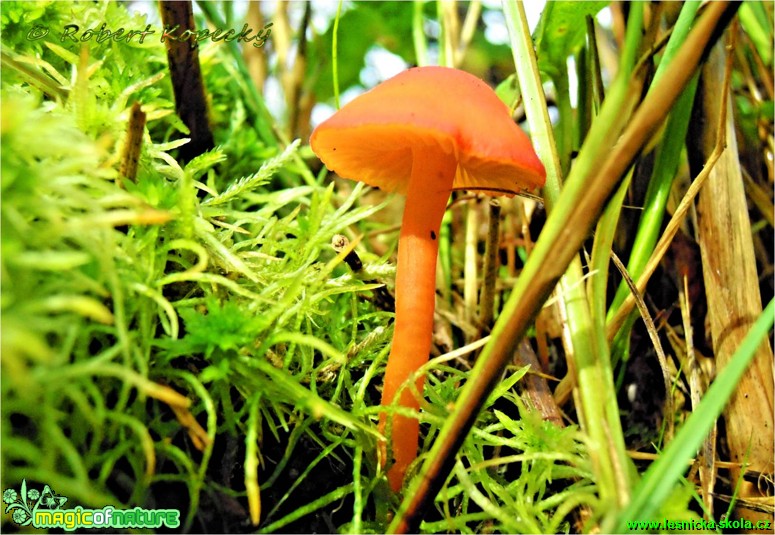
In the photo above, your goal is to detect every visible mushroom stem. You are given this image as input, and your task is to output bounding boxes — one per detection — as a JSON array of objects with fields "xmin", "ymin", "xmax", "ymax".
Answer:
[{"xmin": 380, "ymin": 150, "xmax": 458, "ymax": 492}]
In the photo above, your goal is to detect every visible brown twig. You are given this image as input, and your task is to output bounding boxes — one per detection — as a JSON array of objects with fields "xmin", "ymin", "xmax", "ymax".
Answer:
[
  {"xmin": 118, "ymin": 102, "xmax": 146, "ymax": 188},
  {"xmin": 159, "ymin": 0, "xmax": 214, "ymax": 162},
  {"xmin": 244, "ymin": 1, "xmax": 268, "ymax": 93},
  {"xmin": 477, "ymin": 199, "xmax": 501, "ymax": 332},
  {"xmin": 287, "ymin": 2, "xmax": 311, "ymax": 140},
  {"xmin": 514, "ymin": 340, "xmax": 564, "ymax": 427}
]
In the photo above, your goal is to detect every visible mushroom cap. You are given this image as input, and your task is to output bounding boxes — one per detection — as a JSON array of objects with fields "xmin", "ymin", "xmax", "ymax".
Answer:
[{"xmin": 310, "ymin": 66, "xmax": 545, "ymax": 196}]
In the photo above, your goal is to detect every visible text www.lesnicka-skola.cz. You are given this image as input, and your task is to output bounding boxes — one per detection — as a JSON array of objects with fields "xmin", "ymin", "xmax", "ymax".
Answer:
[{"xmin": 626, "ymin": 518, "xmax": 771, "ymax": 531}]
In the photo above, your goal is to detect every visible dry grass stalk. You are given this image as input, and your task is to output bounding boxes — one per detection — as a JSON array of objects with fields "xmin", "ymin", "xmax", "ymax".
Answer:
[{"xmin": 693, "ymin": 41, "xmax": 775, "ymax": 526}]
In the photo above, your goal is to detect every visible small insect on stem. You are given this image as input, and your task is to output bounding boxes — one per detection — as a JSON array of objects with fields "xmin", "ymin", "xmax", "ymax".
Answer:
[
  {"xmin": 331, "ymin": 235, "xmax": 395, "ymax": 313},
  {"xmin": 331, "ymin": 234, "xmax": 363, "ymax": 272}
]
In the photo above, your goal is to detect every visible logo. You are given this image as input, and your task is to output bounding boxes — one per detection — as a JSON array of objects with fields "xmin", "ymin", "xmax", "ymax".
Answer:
[{"xmin": 4, "ymin": 480, "xmax": 180, "ymax": 531}]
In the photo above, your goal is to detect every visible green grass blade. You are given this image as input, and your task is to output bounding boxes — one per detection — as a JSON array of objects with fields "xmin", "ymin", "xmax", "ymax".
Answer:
[
  {"xmin": 332, "ymin": 0, "xmax": 343, "ymax": 109},
  {"xmin": 608, "ymin": 1, "xmax": 702, "ymax": 323},
  {"xmin": 738, "ymin": 1, "xmax": 773, "ymax": 66}
]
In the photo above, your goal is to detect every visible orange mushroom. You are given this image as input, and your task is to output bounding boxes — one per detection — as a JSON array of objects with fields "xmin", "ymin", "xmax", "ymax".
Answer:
[{"xmin": 310, "ymin": 66, "xmax": 545, "ymax": 492}]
